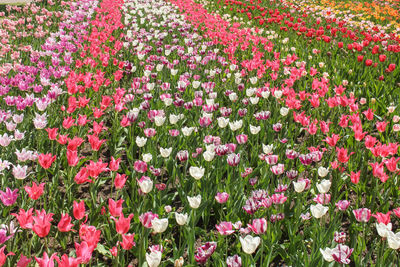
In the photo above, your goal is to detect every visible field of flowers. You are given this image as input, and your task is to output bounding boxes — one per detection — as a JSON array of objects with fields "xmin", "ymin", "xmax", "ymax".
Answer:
[{"xmin": 0, "ymin": 0, "xmax": 399, "ymax": 265}]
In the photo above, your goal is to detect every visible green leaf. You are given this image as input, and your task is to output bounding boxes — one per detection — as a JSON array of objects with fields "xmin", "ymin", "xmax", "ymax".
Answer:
[{"xmin": 96, "ymin": 244, "xmax": 110, "ymax": 257}]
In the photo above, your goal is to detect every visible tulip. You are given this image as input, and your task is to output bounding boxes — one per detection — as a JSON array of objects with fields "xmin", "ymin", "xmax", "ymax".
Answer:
[
  {"xmin": 38, "ymin": 153, "xmax": 56, "ymax": 169},
  {"xmin": 112, "ymin": 213, "xmax": 134, "ymax": 235},
  {"xmin": 310, "ymin": 204, "xmax": 329, "ymax": 219},
  {"xmin": 114, "ymin": 173, "xmax": 128, "ymax": 189},
  {"xmin": 215, "ymin": 192, "xmax": 229, "ymax": 203},
  {"xmin": 73, "ymin": 201, "xmax": 86, "ymax": 220},
  {"xmin": 187, "ymin": 195, "xmax": 201, "ymax": 209},
  {"xmin": 139, "ymin": 212, "xmax": 158, "ymax": 228},
  {"xmin": 194, "ymin": 242, "xmax": 217, "ymax": 264},
  {"xmin": 226, "ymin": 255, "xmax": 242, "ymax": 267},
  {"xmin": 189, "ymin": 166, "xmax": 205, "ymax": 180},
  {"xmin": 239, "ymin": 235, "xmax": 260, "ymax": 254},
  {"xmin": 316, "ymin": 179, "xmax": 331, "ymax": 194},
  {"xmin": 138, "ymin": 176, "xmax": 153, "ymax": 194},
  {"xmin": 146, "ymin": 250, "xmax": 162, "ymax": 267},
  {"xmin": 32, "ymin": 209, "xmax": 54, "ymax": 238},
  {"xmin": 120, "ymin": 233, "xmax": 135, "ymax": 250},
  {"xmin": 24, "ymin": 182, "xmax": 45, "ymax": 200},
  {"xmin": 387, "ymin": 231, "xmax": 400, "ymax": 249},
  {"xmin": 353, "ymin": 208, "xmax": 371, "ymax": 222},
  {"xmin": 175, "ymin": 213, "xmax": 188, "ymax": 226},
  {"xmin": 57, "ymin": 213, "xmax": 74, "ymax": 232},
  {"xmin": 247, "ymin": 218, "xmax": 267, "ymax": 234},
  {"xmin": 152, "ymin": 218, "xmax": 168, "ymax": 233},
  {"xmin": 108, "ymin": 198, "xmax": 124, "ymax": 217},
  {"xmin": 216, "ymin": 222, "xmax": 235, "ymax": 235},
  {"xmin": 0, "ymin": 188, "xmax": 18, "ymax": 206},
  {"xmin": 317, "ymin": 167, "xmax": 329, "ymax": 177},
  {"xmin": 159, "ymin": 147, "xmax": 172, "ymax": 158},
  {"xmin": 75, "ymin": 241, "xmax": 92, "ymax": 264},
  {"xmin": 34, "ymin": 252, "xmax": 57, "ymax": 267}
]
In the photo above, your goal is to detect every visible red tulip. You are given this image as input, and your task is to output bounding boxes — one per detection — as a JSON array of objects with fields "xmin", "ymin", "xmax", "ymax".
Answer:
[
  {"xmin": 108, "ymin": 198, "xmax": 124, "ymax": 217},
  {"xmin": 11, "ymin": 208, "xmax": 34, "ymax": 229},
  {"xmin": 24, "ymin": 182, "xmax": 45, "ymax": 200},
  {"xmin": 57, "ymin": 213, "xmax": 75, "ymax": 232},
  {"xmin": 388, "ymin": 63, "xmax": 396, "ymax": 72},
  {"xmin": 372, "ymin": 211, "xmax": 391, "ymax": 225},
  {"xmin": 365, "ymin": 59, "xmax": 373, "ymax": 66},
  {"xmin": 75, "ymin": 242, "xmax": 92, "ymax": 264},
  {"xmin": 112, "ymin": 213, "xmax": 134, "ymax": 234},
  {"xmin": 56, "ymin": 254, "xmax": 80, "ymax": 267},
  {"xmin": 32, "ymin": 209, "xmax": 54, "ymax": 238},
  {"xmin": 38, "ymin": 153, "xmax": 56, "ymax": 169},
  {"xmin": 114, "ymin": 173, "xmax": 127, "ymax": 189},
  {"xmin": 119, "ymin": 233, "xmax": 135, "ymax": 250},
  {"xmin": 34, "ymin": 252, "xmax": 57, "ymax": 267},
  {"xmin": 0, "ymin": 246, "xmax": 14, "ymax": 266},
  {"xmin": 73, "ymin": 201, "xmax": 86, "ymax": 220}
]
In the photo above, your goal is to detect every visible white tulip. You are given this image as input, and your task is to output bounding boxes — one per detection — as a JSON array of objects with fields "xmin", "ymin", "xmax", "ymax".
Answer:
[
  {"xmin": 138, "ymin": 178, "xmax": 153, "ymax": 194},
  {"xmin": 160, "ymin": 147, "xmax": 172, "ymax": 158},
  {"xmin": 187, "ymin": 195, "xmax": 201, "ymax": 209},
  {"xmin": 203, "ymin": 150, "xmax": 215, "ymax": 162},
  {"xmin": 293, "ymin": 180, "xmax": 306, "ymax": 193},
  {"xmin": 316, "ymin": 179, "xmax": 331, "ymax": 194},
  {"xmin": 142, "ymin": 153, "xmax": 152, "ymax": 163},
  {"xmin": 218, "ymin": 117, "xmax": 229, "ymax": 128},
  {"xmin": 171, "ymin": 69, "xmax": 178, "ymax": 76},
  {"xmin": 376, "ymin": 223, "xmax": 392, "ymax": 238},
  {"xmin": 156, "ymin": 64, "xmax": 163, "ymax": 72},
  {"xmin": 262, "ymin": 144, "xmax": 274, "ymax": 154},
  {"xmin": 175, "ymin": 213, "xmax": 188, "ymax": 226},
  {"xmin": 136, "ymin": 136, "xmax": 147, "ymax": 147},
  {"xmin": 181, "ymin": 127, "xmax": 194, "ymax": 136},
  {"xmin": 146, "ymin": 251, "xmax": 162, "ymax": 267},
  {"xmin": 320, "ymin": 248, "xmax": 334, "ymax": 262},
  {"xmin": 318, "ymin": 167, "xmax": 329, "ymax": 178},
  {"xmin": 169, "ymin": 114, "xmax": 180, "ymax": 125},
  {"xmin": 164, "ymin": 98, "xmax": 172, "ymax": 106},
  {"xmin": 147, "ymin": 83, "xmax": 155, "ymax": 91},
  {"xmin": 387, "ymin": 231, "xmax": 400, "ymax": 249},
  {"xmin": 205, "ymin": 99, "xmax": 214, "ymax": 105},
  {"xmin": 280, "ymin": 107, "xmax": 289, "ymax": 116},
  {"xmin": 229, "ymin": 92, "xmax": 238, "ymax": 101},
  {"xmin": 250, "ymin": 77, "xmax": 258, "ymax": 85},
  {"xmin": 189, "ymin": 166, "xmax": 205, "ymax": 180},
  {"xmin": 192, "ymin": 81, "xmax": 201, "ymax": 89},
  {"xmin": 250, "ymin": 97, "xmax": 259, "ymax": 105},
  {"xmin": 152, "ymin": 218, "xmax": 168, "ymax": 233},
  {"xmin": 310, "ymin": 204, "xmax": 329, "ymax": 219},
  {"xmin": 261, "ymin": 90, "xmax": 270, "ymax": 99},
  {"xmin": 246, "ymin": 88, "xmax": 255, "ymax": 97},
  {"xmin": 274, "ymin": 90, "xmax": 282, "ymax": 99},
  {"xmin": 229, "ymin": 120, "xmax": 242, "ymax": 131},
  {"xmin": 239, "ymin": 235, "xmax": 260, "ymax": 254},
  {"xmin": 249, "ymin": 125, "xmax": 260, "ymax": 135},
  {"xmin": 154, "ymin": 116, "xmax": 166, "ymax": 126}
]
